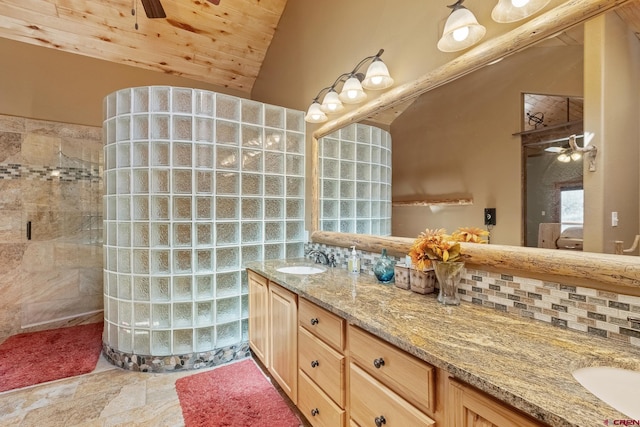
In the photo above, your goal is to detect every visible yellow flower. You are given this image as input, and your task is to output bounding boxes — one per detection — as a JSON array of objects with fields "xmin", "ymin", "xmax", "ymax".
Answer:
[
  {"xmin": 409, "ymin": 226, "xmax": 489, "ymax": 267},
  {"xmin": 451, "ymin": 227, "xmax": 490, "ymax": 244}
]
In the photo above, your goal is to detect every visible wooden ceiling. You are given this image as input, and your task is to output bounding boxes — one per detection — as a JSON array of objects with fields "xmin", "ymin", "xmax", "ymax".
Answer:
[{"xmin": 0, "ymin": 0, "xmax": 288, "ymax": 93}]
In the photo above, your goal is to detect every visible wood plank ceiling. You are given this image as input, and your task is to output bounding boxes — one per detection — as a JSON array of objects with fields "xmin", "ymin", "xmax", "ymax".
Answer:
[{"xmin": 0, "ymin": 0, "xmax": 288, "ymax": 93}]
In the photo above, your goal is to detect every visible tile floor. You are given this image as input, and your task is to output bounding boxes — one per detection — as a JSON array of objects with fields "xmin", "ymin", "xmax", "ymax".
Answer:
[{"xmin": 0, "ymin": 355, "xmax": 310, "ymax": 427}]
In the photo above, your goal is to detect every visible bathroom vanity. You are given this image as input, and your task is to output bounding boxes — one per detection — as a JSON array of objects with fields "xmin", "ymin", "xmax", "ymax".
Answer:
[{"xmin": 247, "ymin": 259, "xmax": 640, "ymax": 427}]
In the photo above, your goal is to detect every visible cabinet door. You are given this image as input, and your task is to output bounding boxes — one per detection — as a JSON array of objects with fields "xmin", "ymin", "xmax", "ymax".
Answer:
[
  {"xmin": 448, "ymin": 379, "xmax": 546, "ymax": 427},
  {"xmin": 248, "ymin": 271, "xmax": 269, "ymax": 367},
  {"xmin": 269, "ymin": 282, "xmax": 298, "ymax": 404}
]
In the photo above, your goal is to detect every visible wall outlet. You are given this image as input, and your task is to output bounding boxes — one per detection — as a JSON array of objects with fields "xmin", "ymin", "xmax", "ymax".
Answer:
[{"xmin": 484, "ymin": 208, "xmax": 496, "ymax": 226}]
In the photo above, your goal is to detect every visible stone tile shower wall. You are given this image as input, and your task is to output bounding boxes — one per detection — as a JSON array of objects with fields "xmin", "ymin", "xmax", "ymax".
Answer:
[
  {"xmin": 102, "ymin": 87, "xmax": 305, "ymax": 370},
  {"xmin": 0, "ymin": 114, "xmax": 103, "ymax": 343}
]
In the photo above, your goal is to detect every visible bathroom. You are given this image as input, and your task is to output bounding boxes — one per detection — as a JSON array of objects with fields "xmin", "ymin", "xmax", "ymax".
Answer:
[{"xmin": 1, "ymin": 0, "xmax": 640, "ymax": 425}]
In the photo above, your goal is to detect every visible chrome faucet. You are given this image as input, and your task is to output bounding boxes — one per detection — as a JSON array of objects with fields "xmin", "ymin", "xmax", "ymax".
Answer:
[{"xmin": 306, "ymin": 250, "xmax": 337, "ymax": 267}]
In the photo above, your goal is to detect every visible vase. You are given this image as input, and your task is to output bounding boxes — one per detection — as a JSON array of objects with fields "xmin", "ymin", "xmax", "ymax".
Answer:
[
  {"xmin": 373, "ymin": 248, "xmax": 395, "ymax": 284},
  {"xmin": 432, "ymin": 260, "xmax": 465, "ymax": 305}
]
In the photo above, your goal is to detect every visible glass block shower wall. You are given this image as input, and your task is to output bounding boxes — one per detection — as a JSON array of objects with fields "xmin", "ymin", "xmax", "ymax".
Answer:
[
  {"xmin": 319, "ymin": 123, "xmax": 392, "ymax": 236},
  {"xmin": 102, "ymin": 87, "xmax": 305, "ymax": 367}
]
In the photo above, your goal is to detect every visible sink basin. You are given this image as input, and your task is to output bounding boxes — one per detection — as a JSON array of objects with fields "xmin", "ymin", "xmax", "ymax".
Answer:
[
  {"xmin": 572, "ymin": 366, "xmax": 640, "ymax": 419},
  {"xmin": 276, "ymin": 265, "xmax": 326, "ymax": 275}
]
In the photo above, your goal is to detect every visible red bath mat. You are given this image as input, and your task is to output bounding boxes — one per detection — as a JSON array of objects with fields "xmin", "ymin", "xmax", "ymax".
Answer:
[
  {"xmin": 0, "ymin": 322, "xmax": 103, "ymax": 392},
  {"xmin": 176, "ymin": 358, "xmax": 302, "ymax": 427}
]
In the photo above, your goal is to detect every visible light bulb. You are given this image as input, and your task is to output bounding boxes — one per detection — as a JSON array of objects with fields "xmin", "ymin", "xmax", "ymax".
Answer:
[
  {"xmin": 557, "ymin": 153, "xmax": 571, "ymax": 163},
  {"xmin": 570, "ymin": 152, "xmax": 582, "ymax": 161},
  {"xmin": 371, "ymin": 76, "xmax": 383, "ymax": 85},
  {"xmin": 347, "ymin": 89, "xmax": 359, "ymax": 99},
  {"xmin": 511, "ymin": 0, "xmax": 530, "ymax": 7},
  {"xmin": 452, "ymin": 26, "xmax": 470, "ymax": 42}
]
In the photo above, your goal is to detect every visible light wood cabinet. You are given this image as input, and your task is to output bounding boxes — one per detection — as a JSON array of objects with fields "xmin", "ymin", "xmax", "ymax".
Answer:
[{"xmin": 248, "ymin": 271, "xmax": 269, "ymax": 366}]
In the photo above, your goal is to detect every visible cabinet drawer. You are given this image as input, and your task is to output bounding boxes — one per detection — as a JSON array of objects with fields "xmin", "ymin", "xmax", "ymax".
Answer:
[
  {"xmin": 299, "ymin": 370, "xmax": 346, "ymax": 427},
  {"xmin": 350, "ymin": 363, "xmax": 435, "ymax": 427},
  {"xmin": 348, "ymin": 325, "xmax": 435, "ymax": 414},
  {"xmin": 299, "ymin": 298, "xmax": 345, "ymax": 351},
  {"xmin": 299, "ymin": 326, "xmax": 345, "ymax": 407}
]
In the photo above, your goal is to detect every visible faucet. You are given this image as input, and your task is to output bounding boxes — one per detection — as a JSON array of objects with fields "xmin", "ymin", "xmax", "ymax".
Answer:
[{"xmin": 306, "ymin": 250, "xmax": 336, "ymax": 267}]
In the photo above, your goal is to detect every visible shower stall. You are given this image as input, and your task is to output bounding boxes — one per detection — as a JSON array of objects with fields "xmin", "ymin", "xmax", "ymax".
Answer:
[{"xmin": 102, "ymin": 87, "xmax": 306, "ymax": 371}]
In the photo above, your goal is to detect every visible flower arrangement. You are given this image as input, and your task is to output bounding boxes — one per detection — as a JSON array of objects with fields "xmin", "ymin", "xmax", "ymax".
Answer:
[{"xmin": 409, "ymin": 227, "xmax": 489, "ymax": 270}]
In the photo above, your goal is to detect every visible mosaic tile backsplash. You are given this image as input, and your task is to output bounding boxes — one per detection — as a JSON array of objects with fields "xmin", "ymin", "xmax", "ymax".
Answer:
[{"xmin": 306, "ymin": 242, "xmax": 640, "ymax": 349}]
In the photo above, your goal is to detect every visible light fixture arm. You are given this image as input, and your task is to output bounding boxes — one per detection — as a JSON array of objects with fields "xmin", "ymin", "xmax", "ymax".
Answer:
[
  {"xmin": 447, "ymin": 0, "xmax": 466, "ymax": 11},
  {"xmin": 568, "ymin": 134, "xmax": 597, "ymax": 172}
]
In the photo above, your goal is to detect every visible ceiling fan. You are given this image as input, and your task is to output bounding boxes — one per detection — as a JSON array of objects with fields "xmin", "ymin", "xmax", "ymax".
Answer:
[{"xmin": 140, "ymin": 0, "xmax": 220, "ymax": 19}]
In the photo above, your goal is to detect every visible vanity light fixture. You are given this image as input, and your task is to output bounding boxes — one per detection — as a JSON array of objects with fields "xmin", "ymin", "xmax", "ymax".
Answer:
[
  {"xmin": 304, "ymin": 49, "xmax": 394, "ymax": 123},
  {"xmin": 491, "ymin": 0, "xmax": 551, "ymax": 23},
  {"xmin": 437, "ymin": 0, "xmax": 486, "ymax": 53}
]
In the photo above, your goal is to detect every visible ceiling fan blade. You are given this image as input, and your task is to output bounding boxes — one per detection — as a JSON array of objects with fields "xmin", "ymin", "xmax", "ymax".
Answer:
[
  {"xmin": 140, "ymin": 0, "xmax": 166, "ymax": 19},
  {"xmin": 208, "ymin": 0, "xmax": 221, "ymax": 5}
]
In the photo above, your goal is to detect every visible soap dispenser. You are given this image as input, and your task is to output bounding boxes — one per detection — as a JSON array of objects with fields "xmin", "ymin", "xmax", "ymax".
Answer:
[{"xmin": 348, "ymin": 245, "xmax": 360, "ymax": 275}]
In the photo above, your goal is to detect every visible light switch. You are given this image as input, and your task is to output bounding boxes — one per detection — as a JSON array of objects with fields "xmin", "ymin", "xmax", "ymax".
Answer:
[{"xmin": 612, "ymin": 211, "xmax": 619, "ymax": 227}]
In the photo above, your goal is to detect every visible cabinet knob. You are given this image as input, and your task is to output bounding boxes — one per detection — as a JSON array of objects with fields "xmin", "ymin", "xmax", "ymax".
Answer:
[
  {"xmin": 375, "ymin": 415, "xmax": 387, "ymax": 426},
  {"xmin": 373, "ymin": 357, "xmax": 385, "ymax": 369},
  {"xmin": 310, "ymin": 318, "xmax": 319, "ymax": 325},
  {"xmin": 311, "ymin": 360, "xmax": 319, "ymax": 368},
  {"xmin": 311, "ymin": 408, "xmax": 319, "ymax": 417}
]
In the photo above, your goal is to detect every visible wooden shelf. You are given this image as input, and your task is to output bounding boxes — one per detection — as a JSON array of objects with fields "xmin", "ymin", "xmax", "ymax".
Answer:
[{"xmin": 392, "ymin": 198, "xmax": 473, "ymax": 207}]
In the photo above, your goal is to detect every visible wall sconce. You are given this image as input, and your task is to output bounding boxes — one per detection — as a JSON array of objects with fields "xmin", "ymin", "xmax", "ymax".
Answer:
[
  {"xmin": 437, "ymin": 0, "xmax": 486, "ymax": 53},
  {"xmin": 305, "ymin": 49, "xmax": 394, "ymax": 123},
  {"xmin": 491, "ymin": 0, "xmax": 551, "ymax": 23}
]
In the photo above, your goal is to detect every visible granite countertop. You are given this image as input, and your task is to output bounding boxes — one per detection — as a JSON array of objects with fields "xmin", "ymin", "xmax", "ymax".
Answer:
[{"xmin": 246, "ymin": 258, "xmax": 640, "ymax": 427}]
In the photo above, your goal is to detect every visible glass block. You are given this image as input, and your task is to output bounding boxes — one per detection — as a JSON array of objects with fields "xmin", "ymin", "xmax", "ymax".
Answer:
[
  {"xmin": 265, "ymin": 105, "xmax": 284, "ymax": 129},
  {"xmin": 216, "ymin": 146, "xmax": 239, "ymax": 170},
  {"xmin": 340, "ymin": 200, "xmax": 355, "ymax": 218},
  {"xmin": 241, "ymin": 222, "xmax": 261, "ymax": 243},
  {"xmin": 356, "ymin": 124, "xmax": 371, "ymax": 143},
  {"xmin": 173, "ymin": 223, "xmax": 191, "ymax": 246},
  {"xmin": 241, "ymin": 150, "xmax": 262, "ymax": 172},
  {"xmin": 357, "ymin": 201, "xmax": 371, "ymax": 218},
  {"xmin": 216, "ymin": 321, "xmax": 239, "ymax": 347},
  {"xmin": 356, "ymin": 220, "xmax": 370, "ymax": 235},
  {"xmin": 197, "ymin": 224, "xmax": 212, "ymax": 246},
  {"xmin": 118, "ymin": 274, "xmax": 132, "ymax": 300},
  {"xmin": 216, "ymin": 120, "xmax": 239, "ymax": 145},
  {"xmin": 357, "ymin": 143, "xmax": 371, "ymax": 163},
  {"xmin": 264, "ymin": 152, "xmax": 284, "ymax": 174},
  {"xmin": 195, "ymin": 144, "xmax": 213, "ymax": 168},
  {"xmin": 216, "ymin": 272, "xmax": 240, "ymax": 298},
  {"xmin": 151, "ymin": 330, "xmax": 171, "ymax": 355},
  {"xmin": 241, "ymin": 198, "xmax": 262, "ymax": 219},
  {"xmin": 195, "ymin": 171, "xmax": 213, "ymax": 194},
  {"xmin": 340, "ymin": 124, "xmax": 356, "ymax": 141},
  {"xmin": 173, "ymin": 142, "xmax": 192, "ymax": 167},
  {"xmin": 371, "ymin": 164, "xmax": 381, "ymax": 181},
  {"xmin": 133, "ymin": 115, "xmax": 149, "ymax": 140},
  {"xmin": 151, "ymin": 87, "xmax": 170, "ymax": 112},
  {"xmin": 172, "ymin": 88, "xmax": 192, "ymax": 113},
  {"xmin": 197, "ymin": 250, "xmax": 213, "ymax": 273},
  {"xmin": 372, "ymin": 146, "xmax": 381, "ymax": 164},
  {"xmin": 285, "ymin": 109, "xmax": 304, "ymax": 132},
  {"xmin": 134, "ymin": 276, "xmax": 150, "ymax": 301},
  {"xmin": 196, "ymin": 327, "xmax": 215, "ymax": 352},
  {"xmin": 241, "ymin": 125, "xmax": 262, "ymax": 148},
  {"xmin": 151, "ymin": 277, "xmax": 170, "ymax": 302},
  {"xmin": 323, "ymin": 180, "xmax": 338, "ymax": 198},
  {"xmin": 216, "ymin": 223, "xmax": 239, "ymax": 245},
  {"xmin": 321, "ymin": 220, "xmax": 338, "ymax": 231},
  {"xmin": 151, "ymin": 142, "xmax": 170, "ymax": 166},
  {"xmin": 265, "ymin": 199, "xmax": 284, "ymax": 219},
  {"xmin": 173, "ymin": 116, "xmax": 192, "ymax": 141},
  {"xmin": 133, "ymin": 330, "xmax": 150, "ymax": 355},
  {"xmin": 118, "ymin": 248, "xmax": 131, "ymax": 273},
  {"xmin": 172, "ymin": 169, "xmax": 192, "ymax": 194},
  {"xmin": 151, "ymin": 170, "xmax": 169, "ymax": 194},
  {"xmin": 341, "ymin": 141, "xmax": 355, "ymax": 161},
  {"xmin": 174, "ymin": 329, "xmax": 193, "ymax": 353},
  {"xmin": 107, "ymin": 221, "xmax": 117, "ymax": 244},
  {"xmin": 264, "ymin": 244, "xmax": 283, "ymax": 260},
  {"xmin": 265, "ymin": 175, "xmax": 283, "ymax": 197},
  {"xmin": 242, "ymin": 173, "xmax": 262, "ymax": 195},
  {"xmin": 133, "ymin": 170, "xmax": 149, "ymax": 193},
  {"xmin": 197, "ymin": 302, "xmax": 214, "ymax": 326},
  {"xmin": 241, "ymin": 295, "xmax": 249, "ymax": 318},
  {"xmin": 286, "ymin": 199, "xmax": 304, "ymax": 219},
  {"xmin": 118, "ymin": 300, "xmax": 132, "ymax": 326},
  {"xmin": 106, "ymin": 145, "xmax": 116, "ymax": 171},
  {"xmin": 173, "ymin": 197, "xmax": 192, "ymax": 220},
  {"xmin": 357, "ymin": 182, "xmax": 371, "ymax": 199},
  {"xmin": 195, "ymin": 117, "xmax": 214, "ymax": 142},
  {"xmin": 196, "ymin": 197, "xmax": 213, "ymax": 219},
  {"xmin": 265, "ymin": 130, "xmax": 284, "ymax": 151},
  {"xmin": 116, "ymin": 117, "xmax": 130, "ymax": 142},
  {"xmin": 371, "ymin": 183, "xmax": 381, "ymax": 199},
  {"xmin": 105, "ymin": 92, "xmax": 116, "ymax": 119},
  {"xmin": 265, "ymin": 222, "xmax": 283, "ymax": 242},
  {"xmin": 286, "ymin": 177, "xmax": 304, "ymax": 197},
  {"xmin": 216, "ymin": 296, "xmax": 239, "ymax": 324},
  {"xmin": 132, "ymin": 197, "xmax": 149, "ymax": 220},
  {"xmin": 133, "ymin": 87, "xmax": 149, "ymax": 113},
  {"xmin": 241, "ymin": 245, "xmax": 262, "ymax": 265},
  {"xmin": 196, "ymin": 276, "xmax": 214, "ymax": 299},
  {"xmin": 117, "ymin": 89, "xmax": 131, "ymax": 114},
  {"xmin": 340, "ymin": 220, "xmax": 355, "ymax": 233},
  {"xmin": 117, "ymin": 223, "xmax": 131, "ymax": 246},
  {"xmin": 242, "ymin": 318, "xmax": 249, "ymax": 341},
  {"xmin": 286, "ymin": 242, "xmax": 305, "ymax": 258},
  {"xmin": 174, "ymin": 250, "xmax": 192, "ymax": 273},
  {"xmin": 105, "ymin": 318, "xmax": 117, "ymax": 347},
  {"xmin": 133, "ymin": 250, "xmax": 149, "ymax": 274},
  {"xmin": 241, "ymin": 99, "xmax": 263, "ymax": 125},
  {"xmin": 321, "ymin": 138, "xmax": 339, "ymax": 159},
  {"xmin": 116, "ymin": 170, "xmax": 131, "ymax": 195},
  {"xmin": 216, "ymin": 172, "xmax": 239, "ymax": 194},
  {"xmin": 107, "ymin": 247, "xmax": 118, "ymax": 272},
  {"xmin": 118, "ymin": 327, "xmax": 133, "ymax": 353},
  {"xmin": 150, "ymin": 250, "xmax": 170, "ymax": 274},
  {"xmin": 216, "ymin": 197, "xmax": 239, "ymax": 220},
  {"xmin": 173, "ymin": 276, "xmax": 192, "ymax": 300},
  {"xmin": 322, "ymin": 200, "xmax": 338, "ymax": 219},
  {"xmin": 340, "ymin": 181, "xmax": 355, "ymax": 199},
  {"xmin": 151, "ymin": 223, "xmax": 170, "ymax": 247},
  {"xmin": 216, "ymin": 94, "xmax": 240, "ymax": 121},
  {"xmin": 151, "ymin": 196, "xmax": 169, "ymax": 220},
  {"xmin": 357, "ymin": 163, "xmax": 371, "ymax": 181},
  {"xmin": 285, "ymin": 131, "xmax": 304, "ymax": 154},
  {"xmin": 134, "ymin": 303, "xmax": 150, "ymax": 328},
  {"xmin": 216, "ymin": 247, "xmax": 239, "ymax": 271},
  {"xmin": 340, "ymin": 161, "xmax": 355, "ymax": 180},
  {"xmin": 322, "ymin": 158, "xmax": 339, "ymax": 179},
  {"xmin": 107, "ymin": 296, "xmax": 118, "ymax": 324},
  {"xmin": 192, "ymin": 89, "xmax": 213, "ymax": 114},
  {"xmin": 151, "ymin": 115, "xmax": 170, "ymax": 139}
]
